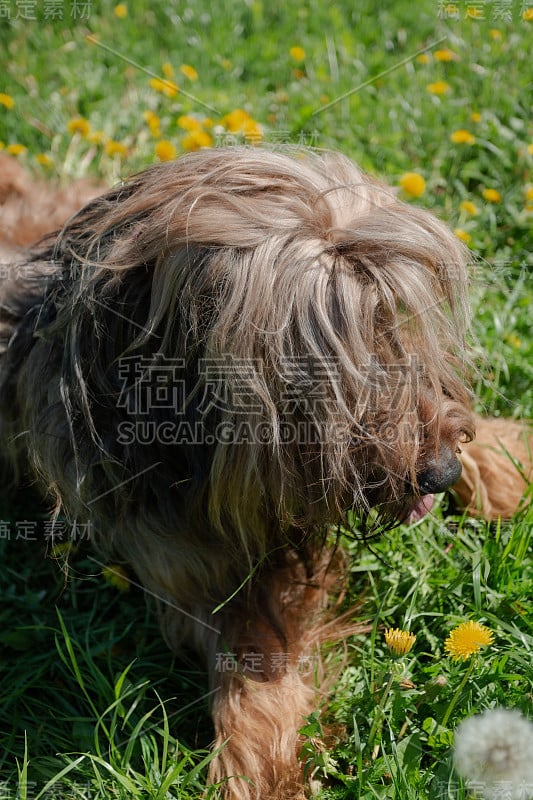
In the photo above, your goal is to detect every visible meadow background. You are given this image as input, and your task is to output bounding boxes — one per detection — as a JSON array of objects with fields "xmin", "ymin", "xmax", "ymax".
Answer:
[{"xmin": 0, "ymin": 1, "xmax": 532, "ymax": 797}]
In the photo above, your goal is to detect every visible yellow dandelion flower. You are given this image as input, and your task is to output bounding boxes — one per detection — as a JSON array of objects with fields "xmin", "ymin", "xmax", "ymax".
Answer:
[
  {"xmin": 528, "ymin": 144, "xmax": 533, "ymax": 156},
  {"xmin": 0, "ymin": 92, "xmax": 15, "ymax": 109},
  {"xmin": 50, "ymin": 541, "xmax": 78, "ymax": 557},
  {"xmin": 444, "ymin": 621, "xmax": 494, "ymax": 661},
  {"xmin": 176, "ymin": 114, "xmax": 203, "ymax": 131},
  {"xmin": 523, "ymin": 8, "xmax": 533, "ymax": 20},
  {"xmin": 470, "ymin": 111, "xmax": 482, "ymax": 123},
  {"xmin": 525, "ymin": 187, "xmax": 533, "ymax": 202},
  {"xmin": 104, "ymin": 139, "xmax": 128, "ymax": 157},
  {"xmin": 6, "ymin": 143, "xmax": 27, "ymax": 156},
  {"xmin": 384, "ymin": 628, "xmax": 417, "ymax": 657},
  {"xmin": 482, "ymin": 188, "xmax": 502, "ymax": 203},
  {"xmin": 102, "ymin": 564, "xmax": 130, "ymax": 592},
  {"xmin": 459, "ymin": 200, "xmax": 479, "ymax": 215},
  {"xmin": 143, "ymin": 110, "xmax": 161, "ymax": 137},
  {"xmin": 416, "ymin": 53, "xmax": 431, "ymax": 64},
  {"xmin": 181, "ymin": 130, "xmax": 213, "ymax": 151},
  {"xmin": 155, "ymin": 139, "xmax": 177, "ymax": 161},
  {"xmin": 114, "ymin": 3, "xmax": 127, "ymax": 17},
  {"xmin": 180, "ymin": 64, "xmax": 199, "ymax": 81},
  {"xmin": 36, "ymin": 153, "xmax": 53, "ymax": 167},
  {"xmin": 454, "ymin": 228, "xmax": 472, "ymax": 244},
  {"xmin": 162, "ymin": 80, "xmax": 179, "ymax": 98},
  {"xmin": 143, "ymin": 109, "xmax": 160, "ymax": 125},
  {"xmin": 88, "ymin": 130, "xmax": 106, "ymax": 145},
  {"xmin": 504, "ymin": 333, "xmax": 521, "ymax": 349},
  {"xmin": 149, "ymin": 77, "xmax": 179, "ymax": 98},
  {"xmin": 489, "ymin": 28, "xmax": 502, "ymax": 39},
  {"xmin": 450, "ymin": 129, "xmax": 476, "ymax": 144},
  {"xmin": 466, "ymin": 6, "xmax": 485, "ymax": 18},
  {"xmin": 289, "ymin": 45, "xmax": 306, "ymax": 62},
  {"xmin": 222, "ymin": 108, "xmax": 252, "ymax": 132},
  {"xmin": 67, "ymin": 117, "xmax": 90, "ymax": 137},
  {"xmin": 161, "ymin": 62, "xmax": 174, "ymax": 79},
  {"xmin": 434, "ymin": 48, "xmax": 457, "ymax": 61},
  {"xmin": 426, "ymin": 80, "xmax": 451, "ymax": 95},
  {"xmin": 399, "ymin": 172, "xmax": 426, "ymax": 198},
  {"xmin": 243, "ymin": 120, "xmax": 263, "ymax": 143},
  {"xmin": 221, "ymin": 109, "xmax": 263, "ymax": 142}
]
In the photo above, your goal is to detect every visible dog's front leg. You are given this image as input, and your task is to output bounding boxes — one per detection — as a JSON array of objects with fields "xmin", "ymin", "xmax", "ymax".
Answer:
[
  {"xmin": 208, "ymin": 656, "xmax": 314, "ymax": 799},
  {"xmin": 202, "ymin": 560, "xmax": 339, "ymax": 800}
]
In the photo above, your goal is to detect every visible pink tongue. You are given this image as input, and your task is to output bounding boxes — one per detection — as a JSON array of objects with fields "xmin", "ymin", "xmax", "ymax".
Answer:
[{"xmin": 408, "ymin": 494, "xmax": 434, "ymax": 523}]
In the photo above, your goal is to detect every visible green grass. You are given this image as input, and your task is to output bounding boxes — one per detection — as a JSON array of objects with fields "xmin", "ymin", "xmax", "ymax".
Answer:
[{"xmin": 1, "ymin": 1, "xmax": 532, "ymax": 797}]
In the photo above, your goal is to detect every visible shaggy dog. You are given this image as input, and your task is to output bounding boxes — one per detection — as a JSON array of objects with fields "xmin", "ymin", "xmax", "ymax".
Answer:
[{"xmin": 0, "ymin": 148, "xmax": 530, "ymax": 799}]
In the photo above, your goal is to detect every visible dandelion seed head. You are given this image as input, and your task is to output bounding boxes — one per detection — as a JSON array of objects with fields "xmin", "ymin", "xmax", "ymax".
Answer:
[{"xmin": 454, "ymin": 709, "xmax": 533, "ymax": 799}]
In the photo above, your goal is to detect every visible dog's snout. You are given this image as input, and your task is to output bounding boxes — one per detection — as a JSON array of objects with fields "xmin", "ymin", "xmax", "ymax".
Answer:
[{"xmin": 417, "ymin": 447, "xmax": 462, "ymax": 495}]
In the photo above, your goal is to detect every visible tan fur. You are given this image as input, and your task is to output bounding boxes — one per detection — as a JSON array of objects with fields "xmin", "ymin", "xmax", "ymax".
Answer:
[
  {"xmin": 205, "ymin": 558, "xmax": 356, "ymax": 800},
  {"xmin": 0, "ymin": 153, "xmax": 102, "ymax": 249},
  {"xmin": 456, "ymin": 416, "xmax": 532, "ymax": 518},
  {"xmin": 0, "ymin": 149, "xmax": 530, "ymax": 799}
]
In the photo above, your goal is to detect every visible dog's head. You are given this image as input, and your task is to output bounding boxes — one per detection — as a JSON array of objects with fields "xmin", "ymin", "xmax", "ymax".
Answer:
[{"xmin": 16, "ymin": 147, "xmax": 474, "ymax": 577}]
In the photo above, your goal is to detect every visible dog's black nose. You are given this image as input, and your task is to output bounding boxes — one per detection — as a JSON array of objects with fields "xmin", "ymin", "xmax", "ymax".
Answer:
[{"xmin": 417, "ymin": 447, "xmax": 462, "ymax": 495}]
